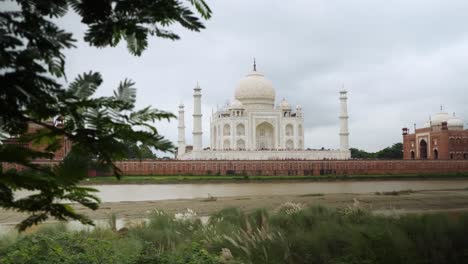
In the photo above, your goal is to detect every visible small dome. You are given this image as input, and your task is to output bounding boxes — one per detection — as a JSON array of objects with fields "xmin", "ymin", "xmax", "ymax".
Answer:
[
  {"xmin": 234, "ymin": 71, "xmax": 275, "ymax": 107},
  {"xmin": 447, "ymin": 117, "xmax": 463, "ymax": 127},
  {"xmin": 423, "ymin": 122, "xmax": 430, "ymax": 128},
  {"xmin": 229, "ymin": 99, "xmax": 244, "ymax": 109},
  {"xmin": 278, "ymin": 98, "xmax": 291, "ymax": 110},
  {"xmin": 431, "ymin": 112, "xmax": 450, "ymax": 125}
]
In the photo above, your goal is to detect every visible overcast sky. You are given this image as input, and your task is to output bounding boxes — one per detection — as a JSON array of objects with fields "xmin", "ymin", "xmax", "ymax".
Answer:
[{"xmin": 55, "ymin": 0, "xmax": 468, "ymax": 153}]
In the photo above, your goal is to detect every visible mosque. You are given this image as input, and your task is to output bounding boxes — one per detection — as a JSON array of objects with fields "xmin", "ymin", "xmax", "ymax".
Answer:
[
  {"xmin": 402, "ymin": 108, "xmax": 468, "ymax": 160},
  {"xmin": 176, "ymin": 62, "xmax": 351, "ymax": 160}
]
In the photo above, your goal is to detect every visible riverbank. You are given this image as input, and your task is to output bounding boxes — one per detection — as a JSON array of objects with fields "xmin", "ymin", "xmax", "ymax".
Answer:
[
  {"xmin": 82, "ymin": 172, "xmax": 468, "ymax": 185},
  {"xmin": 2, "ymin": 199, "xmax": 468, "ymax": 263},
  {"xmin": 2, "ymin": 188, "xmax": 468, "ymax": 226}
]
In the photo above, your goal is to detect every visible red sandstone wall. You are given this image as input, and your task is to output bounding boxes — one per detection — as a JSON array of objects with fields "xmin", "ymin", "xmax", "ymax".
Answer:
[
  {"xmin": 113, "ymin": 160, "xmax": 468, "ymax": 176},
  {"xmin": 3, "ymin": 160, "xmax": 468, "ymax": 177}
]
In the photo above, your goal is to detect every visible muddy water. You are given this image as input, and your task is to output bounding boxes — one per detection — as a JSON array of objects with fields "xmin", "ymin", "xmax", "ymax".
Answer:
[{"xmin": 88, "ymin": 180, "xmax": 468, "ymax": 202}]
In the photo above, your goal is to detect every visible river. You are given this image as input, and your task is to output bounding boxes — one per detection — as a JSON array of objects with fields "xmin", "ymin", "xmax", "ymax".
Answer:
[
  {"xmin": 4, "ymin": 179, "xmax": 468, "ymax": 234},
  {"xmin": 89, "ymin": 179, "xmax": 468, "ymax": 202}
]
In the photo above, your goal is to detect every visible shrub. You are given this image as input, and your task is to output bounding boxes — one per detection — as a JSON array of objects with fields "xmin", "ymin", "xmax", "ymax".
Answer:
[
  {"xmin": 0, "ymin": 232, "xmax": 133, "ymax": 264},
  {"xmin": 2, "ymin": 206, "xmax": 468, "ymax": 264}
]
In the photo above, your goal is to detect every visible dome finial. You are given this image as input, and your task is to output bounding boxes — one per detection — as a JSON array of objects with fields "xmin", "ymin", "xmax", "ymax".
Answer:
[
  {"xmin": 253, "ymin": 57, "xmax": 257, "ymax": 71},
  {"xmin": 440, "ymin": 105, "xmax": 443, "ymax": 111}
]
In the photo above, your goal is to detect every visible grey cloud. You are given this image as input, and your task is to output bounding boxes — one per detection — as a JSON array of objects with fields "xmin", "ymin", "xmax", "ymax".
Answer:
[{"xmin": 54, "ymin": 0, "xmax": 468, "ymax": 153}]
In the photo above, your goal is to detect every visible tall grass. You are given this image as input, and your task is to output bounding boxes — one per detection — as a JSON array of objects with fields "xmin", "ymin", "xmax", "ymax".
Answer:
[{"xmin": 1, "ymin": 206, "xmax": 468, "ymax": 263}]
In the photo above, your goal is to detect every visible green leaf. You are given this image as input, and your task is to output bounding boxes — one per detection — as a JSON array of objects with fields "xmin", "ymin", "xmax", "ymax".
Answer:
[{"xmin": 68, "ymin": 71, "xmax": 102, "ymax": 99}]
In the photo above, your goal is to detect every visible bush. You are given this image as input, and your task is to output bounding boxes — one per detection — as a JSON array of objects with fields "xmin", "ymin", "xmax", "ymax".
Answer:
[
  {"xmin": 0, "ymin": 232, "xmax": 135, "ymax": 264},
  {"xmin": 2, "ymin": 206, "xmax": 468, "ymax": 264}
]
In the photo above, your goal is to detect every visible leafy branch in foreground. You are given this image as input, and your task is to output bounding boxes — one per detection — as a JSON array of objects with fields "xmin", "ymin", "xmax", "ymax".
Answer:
[{"xmin": 0, "ymin": 0, "xmax": 211, "ymax": 230}]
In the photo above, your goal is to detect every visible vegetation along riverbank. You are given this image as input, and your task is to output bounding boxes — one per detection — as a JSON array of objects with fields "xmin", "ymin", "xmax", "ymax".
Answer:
[
  {"xmin": 82, "ymin": 172, "xmax": 468, "ymax": 185},
  {"xmin": 1, "ymin": 205, "xmax": 468, "ymax": 263}
]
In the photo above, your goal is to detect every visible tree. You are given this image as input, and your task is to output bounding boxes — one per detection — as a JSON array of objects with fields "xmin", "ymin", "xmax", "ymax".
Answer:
[
  {"xmin": 350, "ymin": 148, "xmax": 376, "ymax": 159},
  {"xmin": 350, "ymin": 143, "xmax": 403, "ymax": 159},
  {"xmin": 0, "ymin": 0, "xmax": 211, "ymax": 230},
  {"xmin": 376, "ymin": 143, "xmax": 403, "ymax": 159},
  {"xmin": 124, "ymin": 141, "xmax": 157, "ymax": 160}
]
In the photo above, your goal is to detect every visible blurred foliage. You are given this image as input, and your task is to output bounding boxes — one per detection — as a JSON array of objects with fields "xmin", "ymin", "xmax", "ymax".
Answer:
[
  {"xmin": 350, "ymin": 143, "xmax": 403, "ymax": 159},
  {"xmin": 0, "ymin": 0, "xmax": 211, "ymax": 230}
]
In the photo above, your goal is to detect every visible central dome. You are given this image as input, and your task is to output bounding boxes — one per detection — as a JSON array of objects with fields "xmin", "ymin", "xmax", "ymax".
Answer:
[
  {"xmin": 431, "ymin": 112, "xmax": 450, "ymax": 125},
  {"xmin": 235, "ymin": 71, "xmax": 275, "ymax": 108}
]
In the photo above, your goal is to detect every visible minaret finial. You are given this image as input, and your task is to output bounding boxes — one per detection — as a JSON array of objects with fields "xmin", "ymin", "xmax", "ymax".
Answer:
[{"xmin": 253, "ymin": 58, "xmax": 256, "ymax": 71}]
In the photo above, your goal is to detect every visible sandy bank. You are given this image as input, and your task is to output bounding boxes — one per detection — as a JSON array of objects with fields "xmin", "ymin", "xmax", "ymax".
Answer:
[{"xmin": 2, "ymin": 189, "xmax": 468, "ymax": 225}]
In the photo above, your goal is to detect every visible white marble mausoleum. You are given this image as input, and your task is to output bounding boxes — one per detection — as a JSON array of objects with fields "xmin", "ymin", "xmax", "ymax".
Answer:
[{"xmin": 177, "ymin": 62, "xmax": 351, "ymax": 160}]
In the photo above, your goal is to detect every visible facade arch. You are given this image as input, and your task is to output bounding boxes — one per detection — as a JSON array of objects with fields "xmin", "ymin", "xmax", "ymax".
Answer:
[
  {"xmin": 419, "ymin": 139, "xmax": 427, "ymax": 159},
  {"xmin": 450, "ymin": 138, "xmax": 455, "ymax": 145},
  {"xmin": 285, "ymin": 124, "xmax": 294, "ymax": 136},
  {"xmin": 223, "ymin": 139, "xmax": 231, "ymax": 150},
  {"xmin": 237, "ymin": 139, "xmax": 246, "ymax": 150},
  {"xmin": 256, "ymin": 122, "xmax": 275, "ymax": 150},
  {"xmin": 223, "ymin": 124, "xmax": 231, "ymax": 136},
  {"xmin": 286, "ymin": 139, "xmax": 294, "ymax": 150},
  {"xmin": 236, "ymin": 123, "xmax": 245, "ymax": 136}
]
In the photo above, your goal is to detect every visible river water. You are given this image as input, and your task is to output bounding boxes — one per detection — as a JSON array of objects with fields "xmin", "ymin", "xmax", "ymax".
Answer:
[
  {"xmin": 90, "ymin": 180, "xmax": 468, "ymax": 202},
  {"xmin": 4, "ymin": 180, "xmax": 468, "ymax": 234}
]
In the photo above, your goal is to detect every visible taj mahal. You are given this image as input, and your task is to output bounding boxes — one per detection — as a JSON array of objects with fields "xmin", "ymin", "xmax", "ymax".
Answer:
[{"xmin": 177, "ymin": 62, "xmax": 351, "ymax": 160}]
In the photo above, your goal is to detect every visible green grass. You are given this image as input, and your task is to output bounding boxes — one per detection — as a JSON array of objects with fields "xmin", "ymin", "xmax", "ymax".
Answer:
[
  {"xmin": 81, "ymin": 172, "xmax": 468, "ymax": 185},
  {"xmin": 2, "ymin": 206, "xmax": 468, "ymax": 264}
]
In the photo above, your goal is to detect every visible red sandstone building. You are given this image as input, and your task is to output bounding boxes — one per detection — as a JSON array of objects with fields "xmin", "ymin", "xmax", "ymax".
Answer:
[
  {"xmin": 2, "ymin": 118, "xmax": 71, "ymax": 161},
  {"xmin": 403, "ymin": 110, "xmax": 468, "ymax": 160}
]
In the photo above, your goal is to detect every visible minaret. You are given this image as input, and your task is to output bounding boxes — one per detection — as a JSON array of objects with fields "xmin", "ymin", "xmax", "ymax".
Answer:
[
  {"xmin": 192, "ymin": 83, "xmax": 203, "ymax": 151},
  {"xmin": 339, "ymin": 89, "xmax": 349, "ymax": 150},
  {"xmin": 177, "ymin": 104, "xmax": 186, "ymax": 156}
]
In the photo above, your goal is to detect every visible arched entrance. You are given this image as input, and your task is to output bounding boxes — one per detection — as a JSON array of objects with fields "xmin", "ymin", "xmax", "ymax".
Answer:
[
  {"xmin": 256, "ymin": 122, "xmax": 275, "ymax": 150},
  {"xmin": 419, "ymin": 140, "xmax": 427, "ymax": 159},
  {"xmin": 236, "ymin": 123, "xmax": 245, "ymax": 136},
  {"xmin": 285, "ymin": 124, "xmax": 293, "ymax": 136},
  {"xmin": 433, "ymin": 149, "xmax": 438, "ymax": 160},
  {"xmin": 223, "ymin": 139, "xmax": 230, "ymax": 150},
  {"xmin": 237, "ymin": 139, "xmax": 245, "ymax": 150},
  {"xmin": 286, "ymin": 139, "xmax": 294, "ymax": 150},
  {"xmin": 410, "ymin": 151, "xmax": 415, "ymax": 159},
  {"xmin": 223, "ymin": 124, "xmax": 231, "ymax": 136}
]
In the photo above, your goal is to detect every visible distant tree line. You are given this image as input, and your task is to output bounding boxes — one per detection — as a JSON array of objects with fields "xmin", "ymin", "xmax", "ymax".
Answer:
[{"xmin": 350, "ymin": 143, "xmax": 403, "ymax": 159}]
